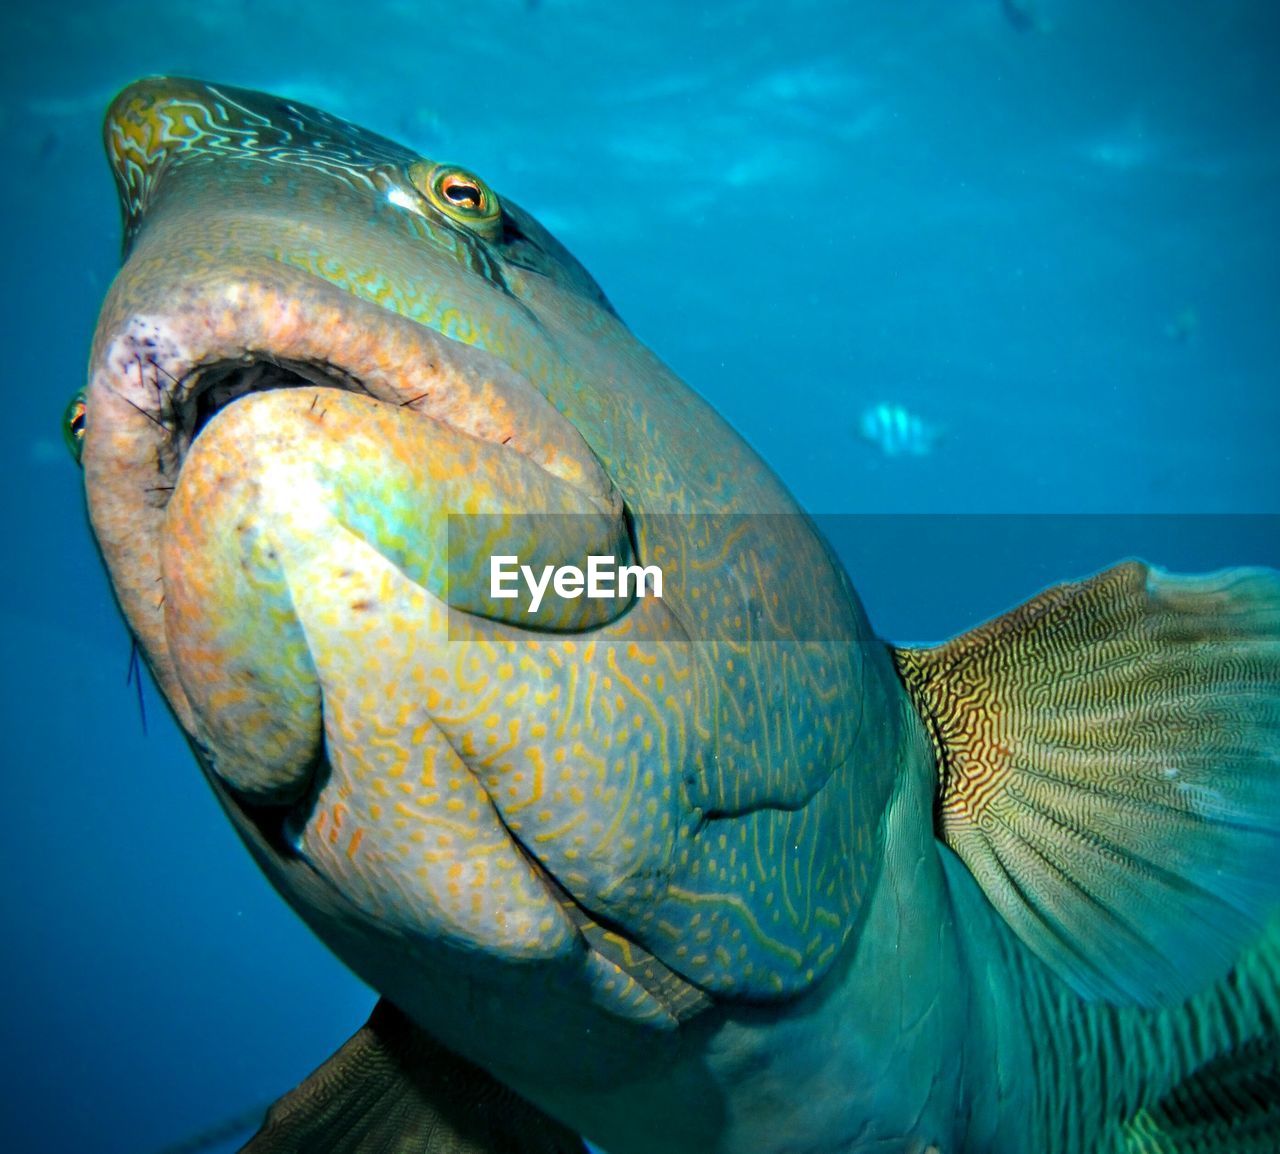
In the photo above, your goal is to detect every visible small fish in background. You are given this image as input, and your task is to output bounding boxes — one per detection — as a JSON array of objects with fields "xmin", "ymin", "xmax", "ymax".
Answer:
[
  {"xmin": 857, "ymin": 402, "xmax": 941, "ymax": 457},
  {"xmin": 1164, "ymin": 305, "xmax": 1199, "ymax": 344}
]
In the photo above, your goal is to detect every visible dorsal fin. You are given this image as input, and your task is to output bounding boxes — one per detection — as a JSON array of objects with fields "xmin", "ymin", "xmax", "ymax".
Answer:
[{"xmin": 894, "ymin": 561, "xmax": 1280, "ymax": 1007}]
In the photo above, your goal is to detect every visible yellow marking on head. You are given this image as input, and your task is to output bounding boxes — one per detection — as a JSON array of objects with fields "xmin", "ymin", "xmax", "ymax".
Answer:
[
  {"xmin": 531, "ymin": 808, "xmax": 587, "ymax": 846},
  {"xmin": 534, "ymin": 684, "xmax": 561, "ymax": 707}
]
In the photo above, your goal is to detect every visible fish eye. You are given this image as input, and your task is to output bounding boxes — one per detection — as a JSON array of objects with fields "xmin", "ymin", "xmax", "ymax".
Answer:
[
  {"xmin": 63, "ymin": 390, "xmax": 87, "ymax": 465},
  {"xmin": 440, "ymin": 173, "xmax": 484, "ymax": 209},
  {"xmin": 409, "ymin": 161, "xmax": 502, "ymax": 239}
]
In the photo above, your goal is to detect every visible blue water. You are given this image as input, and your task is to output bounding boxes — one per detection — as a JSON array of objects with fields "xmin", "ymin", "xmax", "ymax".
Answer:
[{"xmin": 1, "ymin": 2, "xmax": 1277, "ymax": 1151}]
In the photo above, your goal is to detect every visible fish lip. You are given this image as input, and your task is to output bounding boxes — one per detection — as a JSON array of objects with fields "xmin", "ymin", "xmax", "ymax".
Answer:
[{"xmin": 91, "ymin": 297, "xmax": 598, "ymax": 501}]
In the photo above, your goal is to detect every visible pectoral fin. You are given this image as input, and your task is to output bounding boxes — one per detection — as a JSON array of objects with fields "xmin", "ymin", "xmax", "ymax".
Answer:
[
  {"xmin": 894, "ymin": 561, "xmax": 1280, "ymax": 1007},
  {"xmin": 240, "ymin": 999, "xmax": 587, "ymax": 1154}
]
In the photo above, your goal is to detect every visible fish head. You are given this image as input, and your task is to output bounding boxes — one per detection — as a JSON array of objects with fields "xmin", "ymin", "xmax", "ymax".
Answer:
[{"xmin": 78, "ymin": 77, "xmax": 902, "ymax": 1083}]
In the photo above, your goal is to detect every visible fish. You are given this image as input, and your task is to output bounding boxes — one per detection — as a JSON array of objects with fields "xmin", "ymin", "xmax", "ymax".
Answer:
[
  {"xmin": 1164, "ymin": 305, "xmax": 1199, "ymax": 344},
  {"xmin": 857, "ymin": 401, "xmax": 940, "ymax": 457},
  {"xmin": 72, "ymin": 77, "xmax": 1280, "ymax": 1154}
]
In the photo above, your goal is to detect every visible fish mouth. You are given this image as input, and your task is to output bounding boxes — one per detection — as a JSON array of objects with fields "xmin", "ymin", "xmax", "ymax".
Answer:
[
  {"xmin": 177, "ymin": 355, "xmax": 370, "ymax": 459},
  {"xmin": 118, "ymin": 351, "xmax": 378, "ymax": 495},
  {"xmin": 85, "ymin": 262, "xmax": 623, "ymax": 731},
  {"xmin": 83, "ymin": 258, "xmax": 625, "ymax": 835}
]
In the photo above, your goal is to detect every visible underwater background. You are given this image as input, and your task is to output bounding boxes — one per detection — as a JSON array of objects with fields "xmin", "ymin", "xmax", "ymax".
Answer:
[{"xmin": 1, "ymin": 1, "xmax": 1277, "ymax": 1151}]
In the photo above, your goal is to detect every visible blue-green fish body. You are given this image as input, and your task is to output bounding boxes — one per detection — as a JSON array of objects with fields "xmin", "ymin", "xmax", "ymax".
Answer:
[{"xmin": 74, "ymin": 79, "xmax": 1280, "ymax": 1154}]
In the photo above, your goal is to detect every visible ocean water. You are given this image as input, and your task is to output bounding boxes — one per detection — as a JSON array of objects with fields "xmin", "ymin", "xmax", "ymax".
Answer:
[{"xmin": 1, "ymin": 2, "xmax": 1277, "ymax": 1151}]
